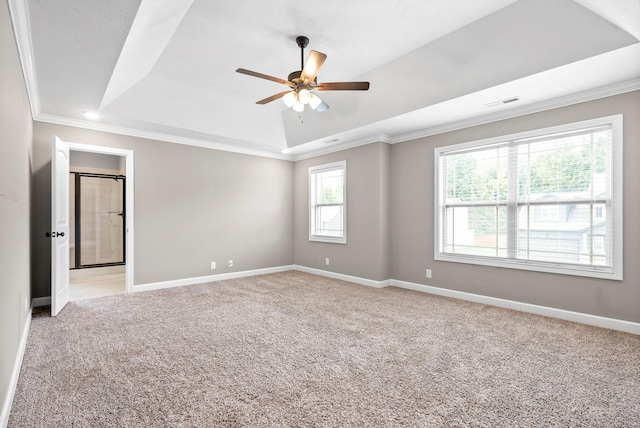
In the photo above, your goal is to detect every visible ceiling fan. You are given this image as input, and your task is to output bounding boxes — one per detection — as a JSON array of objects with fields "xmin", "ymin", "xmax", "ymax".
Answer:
[{"xmin": 236, "ymin": 36, "xmax": 370, "ymax": 113}]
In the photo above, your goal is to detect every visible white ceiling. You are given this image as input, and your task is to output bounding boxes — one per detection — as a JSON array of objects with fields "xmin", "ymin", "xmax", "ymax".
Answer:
[{"xmin": 12, "ymin": 0, "xmax": 640, "ymax": 159}]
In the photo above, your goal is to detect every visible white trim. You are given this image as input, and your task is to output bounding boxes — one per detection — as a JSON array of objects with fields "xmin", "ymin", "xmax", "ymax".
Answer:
[
  {"xmin": 0, "ymin": 308, "xmax": 31, "ymax": 428},
  {"xmin": 35, "ymin": 114, "xmax": 291, "ymax": 161},
  {"xmin": 390, "ymin": 79, "xmax": 640, "ymax": 145},
  {"xmin": 309, "ymin": 160, "xmax": 347, "ymax": 244},
  {"xmin": 132, "ymin": 265, "xmax": 294, "ymax": 293},
  {"xmin": 433, "ymin": 115, "xmax": 623, "ymax": 281},
  {"xmin": 293, "ymin": 265, "xmax": 391, "ymax": 289},
  {"xmin": 26, "ymin": 266, "xmax": 639, "ymax": 335},
  {"xmin": 65, "ymin": 142, "xmax": 135, "ymax": 293},
  {"xmin": 31, "ymin": 296, "xmax": 51, "ymax": 307},
  {"xmin": 292, "ymin": 80, "xmax": 640, "ymax": 161},
  {"xmin": 391, "ymin": 279, "xmax": 640, "ymax": 335},
  {"xmin": 290, "ymin": 134, "xmax": 391, "ymax": 161},
  {"xmin": 6, "ymin": 0, "xmax": 40, "ymax": 118}
]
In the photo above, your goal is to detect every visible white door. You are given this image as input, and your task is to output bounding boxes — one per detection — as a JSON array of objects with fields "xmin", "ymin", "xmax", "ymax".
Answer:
[{"xmin": 51, "ymin": 137, "xmax": 70, "ymax": 316}]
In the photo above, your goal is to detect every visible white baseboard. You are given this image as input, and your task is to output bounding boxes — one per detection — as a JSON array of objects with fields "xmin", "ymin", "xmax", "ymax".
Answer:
[
  {"xmin": 29, "ymin": 265, "xmax": 639, "ymax": 335},
  {"xmin": 391, "ymin": 279, "xmax": 640, "ymax": 335},
  {"xmin": 133, "ymin": 265, "xmax": 295, "ymax": 293},
  {"xmin": 31, "ymin": 297, "xmax": 50, "ymax": 308},
  {"xmin": 293, "ymin": 265, "xmax": 391, "ymax": 288},
  {"xmin": 292, "ymin": 266, "xmax": 639, "ymax": 335},
  {"xmin": 1, "ymin": 308, "xmax": 31, "ymax": 428}
]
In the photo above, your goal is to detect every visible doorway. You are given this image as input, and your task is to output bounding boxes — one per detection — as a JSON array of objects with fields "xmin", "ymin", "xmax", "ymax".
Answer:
[
  {"xmin": 65, "ymin": 143, "xmax": 133, "ymax": 303},
  {"xmin": 69, "ymin": 156, "xmax": 127, "ymax": 300},
  {"xmin": 51, "ymin": 138, "xmax": 134, "ymax": 315}
]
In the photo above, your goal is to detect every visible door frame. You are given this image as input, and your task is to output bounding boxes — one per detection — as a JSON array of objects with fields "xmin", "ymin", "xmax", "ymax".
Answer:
[{"xmin": 64, "ymin": 141, "xmax": 135, "ymax": 294}]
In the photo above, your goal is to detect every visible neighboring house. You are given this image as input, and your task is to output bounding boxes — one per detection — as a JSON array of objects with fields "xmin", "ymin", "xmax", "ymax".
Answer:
[{"xmin": 518, "ymin": 194, "xmax": 607, "ymax": 265}]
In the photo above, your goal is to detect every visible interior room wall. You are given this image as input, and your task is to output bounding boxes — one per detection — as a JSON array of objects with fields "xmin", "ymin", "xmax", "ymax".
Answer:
[
  {"xmin": 32, "ymin": 122, "xmax": 294, "ymax": 297},
  {"xmin": 389, "ymin": 91, "xmax": 640, "ymax": 323},
  {"xmin": 70, "ymin": 151, "xmax": 123, "ymax": 173},
  {"xmin": 0, "ymin": 0, "xmax": 33, "ymax": 422},
  {"xmin": 293, "ymin": 142, "xmax": 390, "ymax": 281}
]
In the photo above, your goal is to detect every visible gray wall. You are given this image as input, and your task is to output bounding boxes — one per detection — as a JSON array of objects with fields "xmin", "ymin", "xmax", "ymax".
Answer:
[
  {"xmin": 293, "ymin": 142, "xmax": 390, "ymax": 281},
  {"xmin": 0, "ymin": 0, "xmax": 33, "ymax": 421},
  {"xmin": 389, "ymin": 91, "xmax": 640, "ymax": 323},
  {"xmin": 32, "ymin": 122, "xmax": 294, "ymax": 297},
  {"xmin": 70, "ymin": 151, "xmax": 122, "ymax": 171}
]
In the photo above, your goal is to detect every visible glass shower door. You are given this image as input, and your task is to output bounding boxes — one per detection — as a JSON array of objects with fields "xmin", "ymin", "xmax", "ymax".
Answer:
[{"xmin": 74, "ymin": 174, "xmax": 125, "ymax": 268}]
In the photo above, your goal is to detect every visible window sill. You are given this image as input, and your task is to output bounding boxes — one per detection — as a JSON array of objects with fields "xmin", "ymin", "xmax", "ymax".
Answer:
[
  {"xmin": 309, "ymin": 235, "xmax": 347, "ymax": 244},
  {"xmin": 435, "ymin": 253, "xmax": 622, "ymax": 281}
]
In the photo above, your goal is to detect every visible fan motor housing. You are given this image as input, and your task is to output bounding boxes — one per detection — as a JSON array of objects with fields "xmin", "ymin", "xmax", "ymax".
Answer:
[
  {"xmin": 288, "ymin": 70, "xmax": 317, "ymax": 85},
  {"xmin": 288, "ymin": 71, "xmax": 302, "ymax": 82}
]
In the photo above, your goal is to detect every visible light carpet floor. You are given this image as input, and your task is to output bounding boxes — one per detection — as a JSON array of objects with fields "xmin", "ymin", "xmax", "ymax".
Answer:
[{"xmin": 9, "ymin": 271, "xmax": 640, "ymax": 427}]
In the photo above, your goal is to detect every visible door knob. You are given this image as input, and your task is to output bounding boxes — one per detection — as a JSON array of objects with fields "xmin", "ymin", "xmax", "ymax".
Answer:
[
  {"xmin": 56, "ymin": 231, "xmax": 65, "ymax": 237},
  {"xmin": 46, "ymin": 231, "xmax": 65, "ymax": 237}
]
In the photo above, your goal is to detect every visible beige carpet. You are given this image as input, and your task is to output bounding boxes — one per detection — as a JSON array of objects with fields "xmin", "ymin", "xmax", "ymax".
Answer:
[{"xmin": 9, "ymin": 271, "xmax": 640, "ymax": 427}]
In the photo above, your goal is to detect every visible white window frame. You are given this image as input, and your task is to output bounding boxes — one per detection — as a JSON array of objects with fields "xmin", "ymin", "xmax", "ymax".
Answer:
[
  {"xmin": 309, "ymin": 160, "xmax": 347, "ymax": 244},
  {"xmin": 434, "ymin": 115, "xmax": 623, "ymax": 280}
]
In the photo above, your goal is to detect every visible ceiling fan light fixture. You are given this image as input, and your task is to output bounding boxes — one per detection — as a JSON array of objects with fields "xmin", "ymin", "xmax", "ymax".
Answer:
[
  {"xmin": 292, "ymin": 101, "xmax": 305, "ymax": 113},
  {"xmin": 283, "ymin": 91, "xmax": 297, "ymax": 107},
  {"xmin": 298, "ymin": 89, "xmax": 311, "ymax": 104},
  {"xmin": 308, "ymin": 92, "xmax": 322, "ymax": 110}
]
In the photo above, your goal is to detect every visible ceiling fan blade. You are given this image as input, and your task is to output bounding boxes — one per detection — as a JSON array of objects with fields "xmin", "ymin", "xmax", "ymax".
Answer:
[
  {"xmin": 300, "ymin": 50, "xmax": 327, "ymax": 84},
  {"xmin": 316, "ymin": 82, "xmax": 370, "ymax": 91},
  {"xmin": 256, "ymin": 90, "xmax": 292, "ymax": 105},
  {"xmin": 236, "ymin": 68, "xmax": 293, "ymax": 87}
]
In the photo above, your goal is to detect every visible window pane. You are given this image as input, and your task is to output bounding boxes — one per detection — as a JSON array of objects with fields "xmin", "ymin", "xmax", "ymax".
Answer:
[
  {"xmin": 315, "ymin": 205, "xmax": 343, "ymax": 237},
  {"xmin": 443, "ymin": 206, "xmax": 507, "ymax": 257},
  {"xmin": 517, "ymin": 202, "xmax": 610, "ymax": 266},
  {"xmin": 517, "ymin": 129, "xmax": 610, "ymax": 200},
  {"xmin": 316, "ymin": 169, "xmax": 344, "ymax": 204},
  {"xmin": 444, "ymin": 148, "xmax": 508, "ymax": 203}
]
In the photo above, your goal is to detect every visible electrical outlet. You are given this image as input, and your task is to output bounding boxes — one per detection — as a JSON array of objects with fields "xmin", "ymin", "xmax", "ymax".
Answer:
[
  {"xmin": 228, "ymin": 260, "xmax": 233, "ymax": 268},
  {"xmin": 210, "ymin": 261, "xmax": 216, "ymax": 270},
  {"xmin": 426, "ymin": 269, "xmax": 432, "ymax": 279},
  {"xmin": 325, "ymin": 258, "xmax": 330, "ymax": 266}
]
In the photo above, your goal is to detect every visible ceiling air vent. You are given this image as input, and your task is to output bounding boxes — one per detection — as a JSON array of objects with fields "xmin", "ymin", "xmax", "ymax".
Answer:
[{"xmin": 484, "ymin": 96, "xmax": 520, "ymax": 108}]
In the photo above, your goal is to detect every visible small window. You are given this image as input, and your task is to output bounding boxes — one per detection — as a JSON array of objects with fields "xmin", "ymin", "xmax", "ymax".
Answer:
[
  {"xmin": 434, "ymin": 115, "xmax": 623, "ymax": 280},
  {"xmin": 309, "ymin": 161, "xmax": 346, "ymax": 243}
]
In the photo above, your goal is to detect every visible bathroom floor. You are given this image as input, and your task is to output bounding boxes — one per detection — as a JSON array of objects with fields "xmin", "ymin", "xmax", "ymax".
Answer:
[{"xmin": 69, "ymin": 267, "xmax": 126, "ymax": 301}]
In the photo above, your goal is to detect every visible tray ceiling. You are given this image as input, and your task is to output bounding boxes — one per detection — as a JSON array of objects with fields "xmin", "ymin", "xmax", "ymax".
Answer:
[{"xmin": 11, "ymin": 0, "xmax": 640, "ymax": 159}]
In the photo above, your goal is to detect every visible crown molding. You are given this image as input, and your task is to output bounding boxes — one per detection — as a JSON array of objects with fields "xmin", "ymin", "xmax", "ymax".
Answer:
[
  {"xmin": 389, "ymin": 78, "xmax": 640, "ymax": 144},
  {"xmin": 32, "ymin": 75, "xmax": 639, "ymax": 163},
  {"xmin": 35, "ymin": 113, "xmax": 292, "ymax": 161},
  {"xmin": 290, "ymin": 133, "xmax": 391, "ymax": 161},
  {"xmin": 7, "ymin": 0, "xmax": 41, "ymax": 118}
]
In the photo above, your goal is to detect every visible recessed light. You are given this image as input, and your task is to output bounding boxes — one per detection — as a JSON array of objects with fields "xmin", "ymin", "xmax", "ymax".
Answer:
[{"xmin": 82, "ymin": 110, "xmax": 102, "ymax": 120}]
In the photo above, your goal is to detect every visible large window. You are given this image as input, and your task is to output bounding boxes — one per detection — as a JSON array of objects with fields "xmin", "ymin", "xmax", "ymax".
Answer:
[
  {"xmin": 309, "ymin": 161, "xmax": 346, "ymax": 244},
  {"xmin": 435, "ymin": 115, "xmax": 623, "ymax": 280}
]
